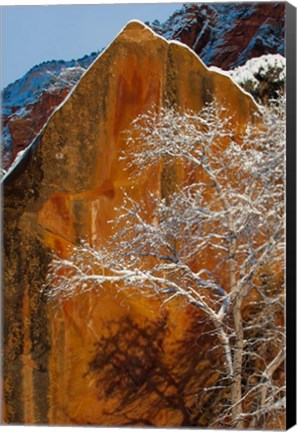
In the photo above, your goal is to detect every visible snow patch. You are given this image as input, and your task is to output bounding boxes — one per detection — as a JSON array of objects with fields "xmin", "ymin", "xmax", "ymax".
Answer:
[
  {"xmin": 2, "ymin": 148, "xmax": 27, "ymax": 180},
  {"xmin": 229, "ymin": 54, "xmax": 286, "ymax": 86}
]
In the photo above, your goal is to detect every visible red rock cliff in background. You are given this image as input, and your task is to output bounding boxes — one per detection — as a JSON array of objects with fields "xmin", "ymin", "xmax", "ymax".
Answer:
[
  {"xmin": 150, "ymin": 2, "xmax": 284, "ymax": 69},
  {"xmin": 1, "ymin": 2, "xmax": 284, "ymax": 171},
  {"xmin": 3, "ymin": 21, "xmax": 259, "ymax": 425}
]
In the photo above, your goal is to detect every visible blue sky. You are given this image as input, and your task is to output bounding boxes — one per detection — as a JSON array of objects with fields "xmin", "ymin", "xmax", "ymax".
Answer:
[{"xmin": 1, "ymin": 3, "xmax": 183, "ymax": 88}]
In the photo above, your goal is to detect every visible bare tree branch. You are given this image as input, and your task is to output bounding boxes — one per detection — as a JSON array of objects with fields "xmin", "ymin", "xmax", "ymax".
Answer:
[{"xmin": 44, "ymin": 96, "xmax": 285, "ymax": 428}]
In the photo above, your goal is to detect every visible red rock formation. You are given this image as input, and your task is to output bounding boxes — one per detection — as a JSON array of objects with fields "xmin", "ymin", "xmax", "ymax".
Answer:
[
  {"xmin": 2, "ymin": 3, "xmax": 285, "ymax": 172},
  {"xmin": 153, "ymin": 2, "xmax": 285, "ymax": 70},
  {"xmin": 3, "ymin": 88, "xmax": 70, "ymax": 167},
  {"xmin": 3, "ymin": 21, "xmax": 282, "ymax": 428}
]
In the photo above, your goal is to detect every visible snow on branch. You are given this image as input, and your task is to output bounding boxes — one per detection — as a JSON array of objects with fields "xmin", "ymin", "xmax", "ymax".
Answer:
[{"xmin": 45, "ymin": 96, "xmax": 285, "ymax": 428}]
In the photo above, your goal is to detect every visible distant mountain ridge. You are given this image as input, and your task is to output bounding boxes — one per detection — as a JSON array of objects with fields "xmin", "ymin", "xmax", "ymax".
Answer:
[
  {"xmin": 2, "ymin": 51, "xmax": 101, "ymax": 170},
  {"xmin": 1, "ymin": 2, "xmax": 285, "ymax": 171},
  {"xmin": 3, "ymin": 52, "xmax": 100, "ymax": 115},
  {"xmin": 149, "ymin": 2, "xmax": 284, "ymax": 69}
]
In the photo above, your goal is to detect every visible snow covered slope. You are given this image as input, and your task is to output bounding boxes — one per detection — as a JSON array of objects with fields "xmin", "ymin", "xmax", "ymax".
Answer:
[
  {"xmin": 229, "ymin": 54, "xmax": 285, "ymax": 101},
  {"xmin": 2, "ymin": 52, "xmax": 100, "ymax": 169},
  {"xmin": 150, "ymin": 2, "xmax": 285, "ymax": 69}
]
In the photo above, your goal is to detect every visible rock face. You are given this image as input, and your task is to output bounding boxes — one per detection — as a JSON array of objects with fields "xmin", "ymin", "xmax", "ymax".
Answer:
[
  {"xmin": 151, "ymin": 2, "xmax": 285, "ymax": 69},
  {"xmin": 2, "ymin": 54, "xmax": 98, "ymax": 171},
  {"xmin": 1, "ymin": 2, "xmax": 284, "ymax": 172},
  {"xmin": 4, "ymin": 21, "xmax": 258, "ymax": 426},
  {"xmin": 3, "ymin": 88, "xmax": 69, "ymax": 168}
]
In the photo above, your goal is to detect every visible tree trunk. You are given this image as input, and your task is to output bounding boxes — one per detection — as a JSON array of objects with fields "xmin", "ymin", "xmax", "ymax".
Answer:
[{"xmin": 231, "ymin": 301, "xmax": 244, "ymax": 428}]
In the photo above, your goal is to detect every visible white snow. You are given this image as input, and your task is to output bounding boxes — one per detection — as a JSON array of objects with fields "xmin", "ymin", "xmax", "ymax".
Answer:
[
  {"xmin": 3, "ymin": 148, "xmax": 27, "ymax": 179},
  {"xmin": 229, "ymin": 54, "xmax": 286, "ymax": 86}
]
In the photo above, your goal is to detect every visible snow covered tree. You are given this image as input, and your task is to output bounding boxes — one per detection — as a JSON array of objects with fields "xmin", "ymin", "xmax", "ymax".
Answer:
[
  {"xmin": 229, "ymin": 54, "xmax": 286, "ymax": 104},
  {"xmin": 45, "ymin": 97, "xmax": 285, "ymax": 428}
]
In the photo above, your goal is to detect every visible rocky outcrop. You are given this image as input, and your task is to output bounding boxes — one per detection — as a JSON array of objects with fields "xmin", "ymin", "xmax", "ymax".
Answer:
[
  {"xmin": 2, "ymin": 54, "xmax": 98, "ymax": 171},
  {"xmin": 1, "ymin": 3, "xmax": 284, "ymax": 172},
  {"xmin": 3, "ymin": 21, "xmax": 259, "ymax": 426},
  {"xmin": 3, "ymin": 88, "xmax": 69, "ymax": 168},
  {"xmin": 151, "ymin": 2, "xmax": 285, "ymax": 69}
]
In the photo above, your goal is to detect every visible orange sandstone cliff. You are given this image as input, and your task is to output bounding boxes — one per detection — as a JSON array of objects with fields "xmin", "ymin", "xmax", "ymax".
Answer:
[
  {"xmin": 2, "ymin": 3, "xmax": 284, "ymax": 172},
  {"xmin": 3, "ymin": 21, "xmax": 258, "ymax": 426}
]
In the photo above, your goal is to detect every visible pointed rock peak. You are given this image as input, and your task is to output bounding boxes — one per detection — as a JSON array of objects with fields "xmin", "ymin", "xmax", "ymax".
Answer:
[
  {"xmin": 119, "ymin": 19, "xmax": 158, "ymax": 40},
  {"xmin": 123, "ymin": 20, "xmax": 148, "ymax": 31}
]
